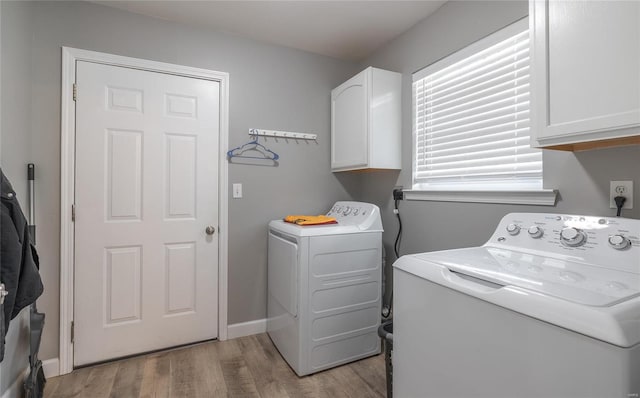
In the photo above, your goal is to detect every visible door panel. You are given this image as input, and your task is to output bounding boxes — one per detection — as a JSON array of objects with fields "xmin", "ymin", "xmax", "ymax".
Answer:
[
  {"xmin": 331, "ymin": 70, "xmax": 368, "ymax": 170},
  {"xmin": 106, "ymin": 129, "xmax": 143, "ymax": 221},
  {"xmin": 165, "ymin": 242, "xmax": 196, "ymax": 315},
  {"xmin": 105, "ymin": 246, "xmax": 142, "ymax": 324},
  {"xmin": 268, "ymin": 232, "xmax": 298, "ymax": 317},
  {"xmin": 74, "ymin": 61, "xmax": 220, "ymax": 366},
  {"xmin": 165, "ymin": 134, "xmax": 197, "ymax": 219}
]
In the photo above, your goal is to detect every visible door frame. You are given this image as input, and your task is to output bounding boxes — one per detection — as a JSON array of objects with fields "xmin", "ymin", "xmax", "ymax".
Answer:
[{"xmin": 59, "ymin": 47, "xmax": 229, "ymax": 375}]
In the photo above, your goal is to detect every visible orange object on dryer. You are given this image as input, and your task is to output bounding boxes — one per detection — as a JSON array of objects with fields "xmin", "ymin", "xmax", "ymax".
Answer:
[{"xmin": 283, "ymin": 215, "xmax": 337, "ymax": 226}]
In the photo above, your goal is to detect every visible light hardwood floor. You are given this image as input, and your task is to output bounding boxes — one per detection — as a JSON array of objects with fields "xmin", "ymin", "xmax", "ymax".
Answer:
[{"xmin": 45, "ymin": 333, "xmax": 387, "ymax": 398}]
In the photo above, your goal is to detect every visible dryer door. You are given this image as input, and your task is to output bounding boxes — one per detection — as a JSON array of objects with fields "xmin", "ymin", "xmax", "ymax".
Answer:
[{"xmin": 268, "ymin": 231, "xmax": 298, "ymax": 317}]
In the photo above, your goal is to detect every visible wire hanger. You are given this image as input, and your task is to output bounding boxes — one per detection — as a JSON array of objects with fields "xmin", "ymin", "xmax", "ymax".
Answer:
[{"xmin": 226, "ymin": 137, "xmax": 280, "ymax": 160}]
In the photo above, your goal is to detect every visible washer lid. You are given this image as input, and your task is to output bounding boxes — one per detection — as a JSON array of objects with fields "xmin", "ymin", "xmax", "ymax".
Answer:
[
  {"xmin": 410, "ymin": 247, "xmax": 640, "ymax": 307},
  {"xmin": 394, "ymin": 249, "xmax": 640, "ymax": 347},
  {"xmin": 269, "ymin": 220, "xmax": 368, "ymax": 237}
]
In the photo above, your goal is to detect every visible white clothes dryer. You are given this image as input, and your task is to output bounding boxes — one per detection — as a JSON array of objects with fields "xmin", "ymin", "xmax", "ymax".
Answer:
[
  {"xmin": 267, "ymin": 201, "xmax": 383, "ymax": 376},
  {"xmin": 394, "ymin": 213, "xmax": 640, "ymax": 398}
]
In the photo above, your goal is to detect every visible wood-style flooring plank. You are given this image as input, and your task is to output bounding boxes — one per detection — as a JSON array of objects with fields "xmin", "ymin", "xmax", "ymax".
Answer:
[
  {"xmin": 168, "ymin": 346, "xmax": 199, "ymax": 398},
  {"xmin": 322, "ymin": 363, "xmax": 383, "ymax": 398},
  {"xmin": 237, "ymin": 335, "xmax": 291, "ymax": 398},
  {"xmin": 217, "ymin": 338, "xmax": 261, "ymax": 397},
  {"xmin": 251, "ymin": 334, "xmax": 322, "ymax": 398},
  {"xmin": 108, "ymin": 355, "xmax": 145, "ymax": 398},
  {"xmin": 138, "ymin": 354, "xmax": 170, "ymax": 398},
  {"xmin": 349, "ymin": 354, "xmax": 387, "ymax": 397},
  {"xmin": 192, "ymin": 341, "xmax": 227, "ymax": 397},
  {"xmin": 220, "ymin": 357, "xmax": 261, "ymax": 398},
  {"xmin": 48, "ymin": 365, "xmax": 92, "ymax": 398},
  {"xmin": 80, "ymin": 361, "xmax": 119, "ymax": 398},
  {"xmin": 45, "ymin": 333, "xmax": 387, "ymax": 398},
  {"xmin": 43, "ymin": 373, "xmax": 61, "ymax": 397}
]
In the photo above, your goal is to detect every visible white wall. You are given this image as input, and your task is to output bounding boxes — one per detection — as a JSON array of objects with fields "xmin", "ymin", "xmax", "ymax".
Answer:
[{"xmin": 20, "ymin": 1, "xmax": 361, "ymax": 364}]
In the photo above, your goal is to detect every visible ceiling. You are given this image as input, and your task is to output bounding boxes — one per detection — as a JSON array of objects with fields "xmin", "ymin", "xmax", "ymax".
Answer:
[{"xmin": 91, "ymin": 1, "xmax": 447, "ymax": 61}]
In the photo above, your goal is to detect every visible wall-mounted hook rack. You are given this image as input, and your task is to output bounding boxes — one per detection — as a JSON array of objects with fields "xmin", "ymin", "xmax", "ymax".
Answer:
[{"xmin": 249, "ymin": 128, "xmax": 317, "ymax": 141}]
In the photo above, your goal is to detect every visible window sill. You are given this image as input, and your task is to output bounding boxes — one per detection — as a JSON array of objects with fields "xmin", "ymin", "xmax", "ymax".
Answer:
[{"xmin": 404, "ymin": 189, "xmax": 558, "ymax": 206}]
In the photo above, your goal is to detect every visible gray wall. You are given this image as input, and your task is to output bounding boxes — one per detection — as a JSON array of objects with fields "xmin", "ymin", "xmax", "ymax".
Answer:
[
  {"xmin": 5, "ymin": 0, "xmax": 640, "ymax": 371},
  {"xmin": 358, "ymin": 0, "xmax": 640, "ymax": 274},
  {"xmin": 1, "ymin": 1, "xmax": 33, "ymax": 394},
  {"xmin": 21, "ymin": 1, "xmax": 359, "ymax": 362}
]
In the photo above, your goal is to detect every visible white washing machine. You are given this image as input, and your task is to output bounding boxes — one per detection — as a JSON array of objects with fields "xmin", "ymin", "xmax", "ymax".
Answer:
[
  {"xmin": 394, "ymin": 213, "xmax": 640, "ymax": 398},
  {"xmin": 267, "ymin": 201, "xmax": 383, "ymax": 376}
]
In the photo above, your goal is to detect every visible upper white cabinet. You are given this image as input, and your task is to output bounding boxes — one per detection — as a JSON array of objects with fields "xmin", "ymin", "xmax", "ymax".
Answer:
[
  {"xmin": 331, "ymin": 67, "xmax": 401, "ymax": 171},
  {"xmin": 530, "ymin": 0, "xmax": 640, "ymax": 150}
]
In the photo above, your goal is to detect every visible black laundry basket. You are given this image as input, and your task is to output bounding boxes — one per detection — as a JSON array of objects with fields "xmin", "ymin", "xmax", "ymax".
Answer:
[{"xmin": 378, "ymin": 320, "xmax": 393, "ymax": 398}]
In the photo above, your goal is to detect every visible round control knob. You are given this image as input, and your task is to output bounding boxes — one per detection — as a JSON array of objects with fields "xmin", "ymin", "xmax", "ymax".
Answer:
[
  {"xmin": 506, "ymin": 223, "xmax": 520, "ymax": 236},
  {"xmin": 560, "ymin": 227, "xmax": 587, "ymax": 247},
  {"xmin": 343, "ymin": 206, "xmax": 352, "ymax": 216},
  {"xmin": 527, "ymin": 226, "xmax": 544, "ymax": 239},
  {"xmin": 608, "ymin": 234, "xmax": 631, "ymax": 250}
]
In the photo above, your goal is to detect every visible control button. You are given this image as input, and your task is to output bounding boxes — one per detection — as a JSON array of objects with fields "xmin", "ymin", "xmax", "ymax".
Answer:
[
  {"xmin": 559, "ymin": 271, "xmax": 584, "ymax": 283},
  {"xmin": 502, "ymin": 261, "xmax": 519, "ymax": 271},
  {"xmin": 608, "ymin": 234, "xmax": 631, "ymax": 250},
  {"xmin": 506, "ymin": 224, "xmax": 520, "ymax": 236},
  {"xmin": 598, "ymin": 219, "xmax": 607, "ymax": 225},
  {"xmin": 560, "ymin": 227, "xmax": 587, "ymax": 247},
  {"xmin": 527, "ymin": 226, "xmax": 544, "ymax": 239},
  {"xmin": 343, "ymin": 206, "xmax": 352, "ymax": 216},
  {"xmin": 527, "ymin": 265, "xmax": 543, "ymax": 273},
  {"xmin": 606, "ymin": 281, "xmax": 628, "ymax": 291},
  {"xmin": 353, "ymin": 208, "xmax": 359, "ymax": 215}
]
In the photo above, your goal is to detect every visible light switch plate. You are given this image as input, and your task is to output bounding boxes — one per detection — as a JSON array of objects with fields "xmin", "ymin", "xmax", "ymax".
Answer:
[
  {"xmin": 610, "ymin": 180, "xmax": 633, "ymax": 209},
  {"xmin": 233, "ymin": 183, "xmax": 243, "ymax": 199}
]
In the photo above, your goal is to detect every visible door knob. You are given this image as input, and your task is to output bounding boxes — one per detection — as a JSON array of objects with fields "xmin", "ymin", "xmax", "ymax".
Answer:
[{"xmin": 206, "ymin": 226, "xmax": 216, "ymax": 235}]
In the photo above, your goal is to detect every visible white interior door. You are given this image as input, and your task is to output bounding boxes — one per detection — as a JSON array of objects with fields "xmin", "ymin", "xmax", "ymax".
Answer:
[{"xmin": 74, "ymin": 61, "xmax": 220, "ymax": 366}]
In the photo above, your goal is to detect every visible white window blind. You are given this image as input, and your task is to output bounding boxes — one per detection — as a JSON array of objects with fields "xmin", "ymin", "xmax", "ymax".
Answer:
[{"xmin": 412, "ymin": 18, "xmax": 541, "ymax": 191}]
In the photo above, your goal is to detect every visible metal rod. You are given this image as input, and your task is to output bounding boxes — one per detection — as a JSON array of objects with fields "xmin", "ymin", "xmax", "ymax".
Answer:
[{"xmin": 28, "ymin": 163, "xmax": 36, "ymax": 244}]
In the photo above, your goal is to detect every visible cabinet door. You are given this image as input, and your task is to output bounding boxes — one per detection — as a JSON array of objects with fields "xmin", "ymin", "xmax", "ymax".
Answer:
[
  {"xmin": 532, "ymin": 0, "xmax": 640, "ymax": 146},
  {"xmin": 331, "ymin": 70, "xmax": 369, "ymax": 170}
]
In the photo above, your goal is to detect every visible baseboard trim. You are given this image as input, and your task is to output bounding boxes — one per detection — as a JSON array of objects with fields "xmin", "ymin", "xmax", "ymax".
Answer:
[
  {"xmin": 1, "ymin": 366, "xmax": 29, "ymax": 398},
  {"xmin": 42, "ymin": 358, "xmax": 60, "ymax": 378},
  {"xmin": 227, "ymin": 318, "xmax": 267, "ymax": 339}
]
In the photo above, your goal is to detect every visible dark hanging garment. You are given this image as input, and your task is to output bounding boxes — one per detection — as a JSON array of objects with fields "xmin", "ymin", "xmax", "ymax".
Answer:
[
  {"xmin": 0, "ymin": 168, "xmax": 44, "ymax": 362},
  {"xmin": 0, "ymin": 306, "xmax": 4, "ymax": 361}
]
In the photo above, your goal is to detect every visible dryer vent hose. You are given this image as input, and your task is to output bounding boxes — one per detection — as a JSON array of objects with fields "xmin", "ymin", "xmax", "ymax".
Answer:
[{"xmin": 382, "ymin": 199, "xmax": 402, "ymax": 319}]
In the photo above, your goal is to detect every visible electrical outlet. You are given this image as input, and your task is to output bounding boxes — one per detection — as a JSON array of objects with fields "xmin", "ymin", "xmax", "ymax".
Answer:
[
  {"xmin": 393, "ymin": 187, "xmax": 404, "ymax": 200},
  {"xmin": 610, "ymin": 181, "xmax": 633, "ymax": 209}
]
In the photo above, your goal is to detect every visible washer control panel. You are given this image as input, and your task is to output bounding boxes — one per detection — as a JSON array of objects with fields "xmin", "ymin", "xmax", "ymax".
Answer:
[
  {"xmin": 325, "ymin": 201, "xmax": 383, "ymax": 231},
  {"xmin": 490, "ymin": 213, "xmax": 640, "ymax": 273}
]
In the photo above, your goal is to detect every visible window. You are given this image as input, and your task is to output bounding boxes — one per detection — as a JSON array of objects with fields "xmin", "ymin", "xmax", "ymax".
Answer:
[{"xmin": 411, "ymin": 18, "xmax": 551, "ymax": 203}]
